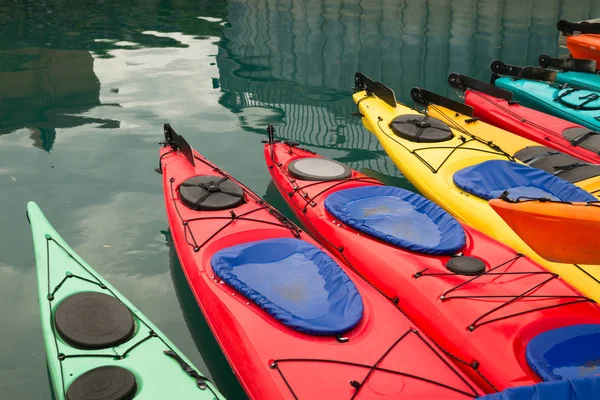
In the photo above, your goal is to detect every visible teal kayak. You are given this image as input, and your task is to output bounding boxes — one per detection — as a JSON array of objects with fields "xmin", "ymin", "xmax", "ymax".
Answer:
[
  {"xmin": 554, "ymin": 71, "xmax": 600, "ymax": 92},
  {"xmin": 27, "ymin": 201, "xmax": 225, "ymax": 400},
  {"xmin": 492, "ymin": 76, "xmax": 600, "ymax": 131},
  {"xmin": 538, "ymin": 54, "xmax": 600, "ymax": 91}
]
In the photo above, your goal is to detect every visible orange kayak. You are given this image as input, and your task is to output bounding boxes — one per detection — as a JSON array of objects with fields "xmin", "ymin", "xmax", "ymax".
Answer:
[
  {"xmin": 566, "ymin": 35, "xmax": 600, "ymax": 67},
  {"xmin": 558, "ymin": 19, "xmax": 600, "ymax": 68},
  {"xmin": 490, "ymin": 198, "xmax": 600, "ymax": 265}
]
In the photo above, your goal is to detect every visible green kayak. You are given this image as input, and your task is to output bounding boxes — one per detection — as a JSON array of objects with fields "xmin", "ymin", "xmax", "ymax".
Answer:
[{"xmin": 27, "ymin": 201, "xmax": 225, "ymax": 400}]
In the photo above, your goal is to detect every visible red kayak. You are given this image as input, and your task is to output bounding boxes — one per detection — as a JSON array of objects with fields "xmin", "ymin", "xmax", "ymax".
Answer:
[
  {"xmin": 159, "ymin": 124, "xmax": 481, "ymax": 399},
  {"xmin": 264, "ymin": 126, "xmax": 600, "ymax": 395},
  {"xmin": 449, "ymin": 73, "xmax": 600, "ymax": 165}
]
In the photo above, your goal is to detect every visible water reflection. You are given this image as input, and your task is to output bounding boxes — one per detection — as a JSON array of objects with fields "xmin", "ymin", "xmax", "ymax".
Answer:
[
  {"xmin": 0, "ymin": 0, "xmax": 230, "ymax": 151},
  {"xmin": 2, "ymin": 0, "xmax": 600, "ymax": 398},
  {"xmin": 0, "ymin": 48, "xmax": 118, "ymax": 151},
  {"xmin": 220, "ymin": 0, "xmax": 600, "ymax": 95},
  {"xmin": 216, "ymin": 0, "xmax": 600, "ymax": 179},
  {"xmin": 167, "ymin": 232, "xmax": 248, "ymax": 400}
]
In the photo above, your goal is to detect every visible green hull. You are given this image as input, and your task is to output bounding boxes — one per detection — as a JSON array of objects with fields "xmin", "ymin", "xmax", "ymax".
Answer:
[{"xmin": 27, "ymin": 202, "xmax": 225, "ymax": 400}]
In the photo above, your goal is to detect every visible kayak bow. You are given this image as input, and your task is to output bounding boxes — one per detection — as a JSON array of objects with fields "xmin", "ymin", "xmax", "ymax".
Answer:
[
  {"xmin": 28, "ymin": 201, "xmax": 224, "ymax": 400},
  {"xmin": 159, "ymin": 124, "xmax": 481, "ymax": 399}
]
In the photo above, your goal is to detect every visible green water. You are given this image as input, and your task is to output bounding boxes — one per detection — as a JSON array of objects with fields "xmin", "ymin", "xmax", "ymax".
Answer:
[{"xmin": 1, "ymin": 0, "xmax": 598, "ymax": 397}]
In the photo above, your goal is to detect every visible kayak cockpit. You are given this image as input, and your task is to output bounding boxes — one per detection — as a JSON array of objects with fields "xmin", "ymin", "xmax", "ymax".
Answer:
[
  {"xmin": 211, "ymin": 238, "xmax": 364, "ymax": 335},
  {"xmin": 482, "ymin": 324, "xmax": 600, "ymax": 399},
  {"xmin": 324, "ymin": 186, "xmax": 466, "ymax": 255},
  {"xmin": 526, "ymin": 323, "xmax": 600, "ymax": 381},
  {"xmin": 480, "ymin": 376, "xmax": 600, "ymax": 400},
  {"xmin": 453, "ymin": 159, "xmax": 597, "ymax": 202}
]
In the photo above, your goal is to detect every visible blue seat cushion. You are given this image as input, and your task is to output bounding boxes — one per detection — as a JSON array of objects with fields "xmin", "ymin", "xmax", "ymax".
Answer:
[
  {"xmin": 211, "ymin": 238, "xmax": 364, "ymax": 335},
  {"xmin": 480, "ymin": 376, "xmax": 600, "ymax": 400},
  {"xmin": 526, "ymin": 324, "xmax": 600, "ymax": 381},
  {"xmin": 453, "ymin": 160, "xmax": 596, "ymax": 202},
  {"xmin": 324, "ymin": 186, "xmax": 466, "ymax": 255}
]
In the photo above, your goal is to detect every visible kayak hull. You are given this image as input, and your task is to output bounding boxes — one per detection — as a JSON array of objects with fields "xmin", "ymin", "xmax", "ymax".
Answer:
[
  {"xmin": 426, "ymin": 98, "xmax": 600, "ymax": 198},
  {"xmin": 556, "ymin": 71, "xmax": 600, "ymax": 91},
  {"xmin": 493, "ymin": 76, "xmax": 600, "ymax": 131},
  {"xmin": 567, "ymin": 35, "xmax": 600, "ymax": 69},
  {"xmin": 160, "ymin": 133, "xmax": 481, "ymax": 399},
  {"xmin": 353, "ymin": 89, "xmax": 600, "ymax": 305},
  {"xmin": 28, "ymin": 202, "xmax": 224, "ymax": 400},
  {"xmin": 465, "ymin": 89, "xmax": 600, "ymax": 165},
  {"xmin": 490, "ymin": 199, "xmax": 600, "ymax": 265},
  {"xmin": 264, "ymin": 140, "xmax": 600, "ymax": 393}
]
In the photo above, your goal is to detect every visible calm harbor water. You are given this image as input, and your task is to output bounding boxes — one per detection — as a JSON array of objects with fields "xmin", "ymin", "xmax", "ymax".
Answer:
[{"xmin": 1, "ymin": 0, "xmax": 598, "ymax": 398}]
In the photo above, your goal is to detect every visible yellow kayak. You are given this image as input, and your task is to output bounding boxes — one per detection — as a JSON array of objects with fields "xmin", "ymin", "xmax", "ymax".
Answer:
[
  {"xmin": 425, "ymin": 101, "xmax": 600, "ymax": 199},
  {"xmin": 353, "ymin": 72, "xmax": 600, "ymax": 302}
]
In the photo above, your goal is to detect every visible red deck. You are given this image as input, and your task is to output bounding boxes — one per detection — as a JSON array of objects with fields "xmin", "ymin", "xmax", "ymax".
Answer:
[
  {"xmin": 265, "ymin": 140, "xmax": 600, "ymax": 393},
  {"xmin": 161, "ymin": 142, "xmax": 481, "ymax": 399},
  {"xmin": 465, "ymin": 89, "xmax": 600, "ymax": 164}
]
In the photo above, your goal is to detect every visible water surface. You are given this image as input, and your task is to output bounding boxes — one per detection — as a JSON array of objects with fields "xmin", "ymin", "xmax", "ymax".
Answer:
[{"xmin": 1, "ymin": 0, "xmax": 598, "ymax": 397}]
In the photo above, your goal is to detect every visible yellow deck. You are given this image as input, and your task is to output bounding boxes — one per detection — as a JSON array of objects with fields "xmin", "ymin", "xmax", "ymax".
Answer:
[{"xmin": 354, "ymin": 90, "xmax": 600, "ymax": 302}]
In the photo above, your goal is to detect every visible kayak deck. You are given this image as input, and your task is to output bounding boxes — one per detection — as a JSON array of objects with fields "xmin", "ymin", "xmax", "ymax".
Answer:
[
  {"xmin": 264, "ymin": 137, "xmax": 600, "ymax": 393},
  {"xmin": 464, "ymin": 88, "xmax": 600, "ymax": 165},
  {"xmin": 353, "ymin": 83, "xmax": 600, "ymax": 309},
  {"xmin": 160, "ymin": 125, "xmax": 481, "ymax": 399},
  {"xmin": 28, "ymin": 202, "xmax": 223, "ymax": 400}
]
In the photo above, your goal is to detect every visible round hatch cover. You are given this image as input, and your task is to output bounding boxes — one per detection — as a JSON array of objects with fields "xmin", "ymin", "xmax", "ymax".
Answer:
[
  {"xmin": 179, "ymin": 175, "xmax": 245, "ymax": 211},
  {"xmin": 67, "ymin": 366, "xmax": 137, "ymax": 400},
  {"xmin": 55, "ymin": 292, "xmax": 135, "ymax": 349},
  {"xmin": 446, "ymin": 256, "xmax": 486, "ymax": 276},
  {"xmin": 288, "ymin": 158, "xmax": 352, "ymax": 181},
  {"xmin": 389, "ymin": 115, "xmax": 453, "ymax": 143}
]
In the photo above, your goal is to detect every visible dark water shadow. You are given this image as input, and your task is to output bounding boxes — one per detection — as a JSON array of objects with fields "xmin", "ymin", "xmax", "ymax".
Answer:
[
  {"xmin": 167, "ymin": 231, "xmax": 249, "ymax": 400},
  {"xmin": 263, "ymin": 180, "xmax": 302, "ymax": 227}
]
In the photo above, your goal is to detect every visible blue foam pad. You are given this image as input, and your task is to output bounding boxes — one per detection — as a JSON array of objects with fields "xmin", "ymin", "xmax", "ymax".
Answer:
[
  {"xmin": 526, "ymin": 324, "xmax": 600, "ymax": 381},
  {"xmin": 324, "ymin": 186, "xmax": 465, "ymax": 255},
  {"xmin": 211, "ymin": 238, "xmax": 364, "ymax": 335},
  {"xmin": 480, "ymin": 376, "xmax": 600, "ymax": 400},
  {"xmin": 453, "ymin": 160, "xmax": 596, "ymax": 202}
]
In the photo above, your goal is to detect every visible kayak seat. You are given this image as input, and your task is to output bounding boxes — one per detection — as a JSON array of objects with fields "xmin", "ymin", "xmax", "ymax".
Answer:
[
  {"xmin": 514, "ymin": 145, "xmax": 600, "ymax": 183},
  {"xmin": 389, "ymin": 114, "xmax": 454, "ymax": 143},
  {"xmin": 526, "ymin": 324, "xmax": 600, "ymax": 381},
  {"xmin": 563, "ymin": 127, "xmax": 600, "ymax": 154},
  {"xmin": 453, "ymin": 160, "xmax": 597, "ymax": 202},
  {"xmin": 287, "ymin": 157, "xmax": 352, "ymax": 181},
  {"xmin": 179, "ymin": 175, "xmax": 245, "ymax": 211},
  {"xmin": 324, "ymin": 186, "xmax": 466, "ymax": 255},
  {"xmin": 211, "ymin": 238, "xmax": 363, "ymax": 335},
  {"xmin": 479, "ymin": 376, "xmax": 600, "ymax": 400}
]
